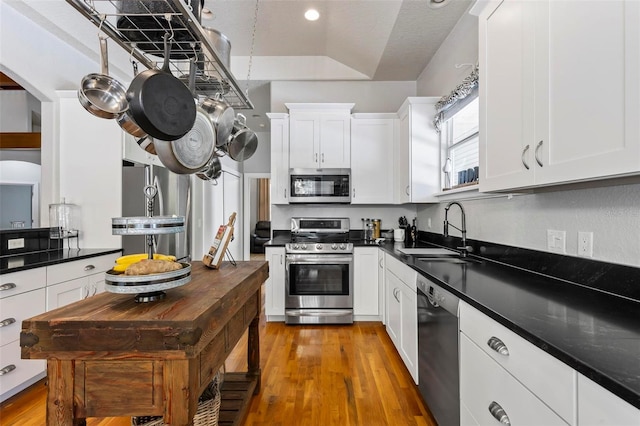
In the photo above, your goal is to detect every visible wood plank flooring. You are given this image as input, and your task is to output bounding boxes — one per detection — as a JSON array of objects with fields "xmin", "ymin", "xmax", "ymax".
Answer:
[{"xmin": 1, "ymin": 285, "xmax": 435, "ymax": 426}]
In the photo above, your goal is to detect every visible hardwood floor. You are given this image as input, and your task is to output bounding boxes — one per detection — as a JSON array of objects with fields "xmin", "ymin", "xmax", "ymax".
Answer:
[{"xmin": 1, "ymin": 283, "xmax": 435, "ymax": 426}]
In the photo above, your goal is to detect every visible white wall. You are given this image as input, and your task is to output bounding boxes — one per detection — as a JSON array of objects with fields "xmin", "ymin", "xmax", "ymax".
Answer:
[
  {"xmin": 242, "ymin": 131, "xmax": 270, "ymax": 173},
  {"xmin": 415, "ymin": 11, "xmax": 640, "ymax": 267},
  {"xmin": 0, "ymin": 91, "xmax": 30, "ymax": 132}
]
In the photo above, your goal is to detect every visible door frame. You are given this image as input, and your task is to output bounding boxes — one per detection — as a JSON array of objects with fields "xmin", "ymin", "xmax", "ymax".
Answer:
[{"xmin": 243, "ymin": 172, "xmax": 271, "ymax": 260}]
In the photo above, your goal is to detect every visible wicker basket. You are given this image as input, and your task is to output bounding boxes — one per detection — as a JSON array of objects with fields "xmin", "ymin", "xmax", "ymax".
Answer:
[{"xmin": 132, "ymin": 368, "xmax": 223, "ymax": 426}]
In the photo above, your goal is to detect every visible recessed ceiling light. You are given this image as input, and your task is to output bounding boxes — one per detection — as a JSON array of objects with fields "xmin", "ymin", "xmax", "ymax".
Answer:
[{"xmin": 304, "ymin": 9, "xmax": 320, "ymax": 21}]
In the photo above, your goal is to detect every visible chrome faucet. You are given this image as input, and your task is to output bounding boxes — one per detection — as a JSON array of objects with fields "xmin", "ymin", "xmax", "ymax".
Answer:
[{"xmin": 444, "ymin": 201, "xmax": 472, "ymax": 257}]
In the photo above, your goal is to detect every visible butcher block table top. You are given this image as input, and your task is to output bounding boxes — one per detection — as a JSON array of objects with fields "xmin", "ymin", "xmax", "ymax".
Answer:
[{"xmin": 21, "ymin": 260, "xmax": 269, "ymax": 426}]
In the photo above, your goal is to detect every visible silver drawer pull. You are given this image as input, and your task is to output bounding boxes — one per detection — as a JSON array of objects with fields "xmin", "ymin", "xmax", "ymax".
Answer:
[
  {"xmin": 487, "ymin": 336, "xmax": 510, "ymax": 356},
  {"xmin": 0, "ymin": 283, "xmax": 17, "ymax": 291},
  {"xmin": 0, "ymin": 364, "xmax": 16, "ymax": 376},
  {"xmin": 0, "ymin": 318, "xmax": 16, "ymax": 328},
  {"xmin": 521, "ymin": 144, "xmax": 530, "ymax": 170},
  {"xmin": 489, "ymin": 401, "xmax": 511, "ymax": 425},
  {"xmin": 84, "ymin": 264, "xmax": 96, "ymax": 271}
]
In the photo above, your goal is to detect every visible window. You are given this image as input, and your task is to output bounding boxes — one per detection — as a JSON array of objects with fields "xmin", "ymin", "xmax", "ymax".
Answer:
[{"xmin": 443, "ymin": 96, "xmax": 479, "ymax": 187}]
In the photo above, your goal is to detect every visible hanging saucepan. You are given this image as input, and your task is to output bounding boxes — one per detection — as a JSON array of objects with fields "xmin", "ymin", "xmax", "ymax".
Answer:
[
  {"xmin": 126, "ymin": 33, "xmax": 196, "ymax": 140},
  {"xmin": 78, "ymin": 36, "xmax": 128, "ymax": 119},
  {"xmin": 200, "ymin": 93, "xmax": 235, "ymax": 147},
  {"xmin": 196, "ymin": 155, "xmax": 222, "ymax": 183},
  {"xmin": 225, "ymin": 114, "xmax": 258, "ymax": 162},
  {"xmin": 154, "ymin": 58, "xmax": 215, "ymax": 174}
]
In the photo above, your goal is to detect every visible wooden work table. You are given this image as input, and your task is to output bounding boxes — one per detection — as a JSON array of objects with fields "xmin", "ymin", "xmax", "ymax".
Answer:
[{"xmin": 20, "ymin": 260, "xmax": 268, "ymax": 426}]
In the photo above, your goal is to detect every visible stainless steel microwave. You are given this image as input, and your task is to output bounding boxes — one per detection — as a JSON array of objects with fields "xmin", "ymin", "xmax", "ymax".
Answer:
[{"xmin": 289, "ymin": 169, "xmax": 351, "ymax": 204}]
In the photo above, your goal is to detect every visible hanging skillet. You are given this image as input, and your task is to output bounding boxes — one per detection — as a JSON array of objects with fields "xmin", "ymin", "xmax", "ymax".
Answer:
[
  {"xmin": 126, "ymin": 33, "xmax": 196, "ymax": 140},
  {"xmin": 154, "ymin": 58, "xmax": 216, "ymax": 174},
  {"xmin": 78, "ymin": 36, "xmax": 128, "ymax": 119}
]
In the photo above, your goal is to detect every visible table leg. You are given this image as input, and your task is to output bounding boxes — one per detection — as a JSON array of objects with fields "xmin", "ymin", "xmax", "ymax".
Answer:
[
  {"xmin": 163, "ymin": 359, "xmax": 195, "ymax": 426},
  {"xmin": 47, "ymin": 359, "xmax": 86, "ymax": 425},
  {"xmin": 247, "ymin": 311, "xmax": 261, "ymax": 394}
]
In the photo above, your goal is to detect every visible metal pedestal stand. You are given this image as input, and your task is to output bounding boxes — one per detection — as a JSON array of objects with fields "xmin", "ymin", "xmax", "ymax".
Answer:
[{"xmin": 105, "ymin": 165, "xmax": 191, "ymax": 302}]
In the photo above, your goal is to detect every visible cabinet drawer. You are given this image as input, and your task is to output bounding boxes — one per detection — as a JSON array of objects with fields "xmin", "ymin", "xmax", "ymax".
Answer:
[
  {"xmin": 385, "ymin": 254, "xmax": 416, "ymax": 289},
  {"xmin": 47, "ymin": 254, "xmax": 118, "ymax": 285},
  {"xmin": 0, "ymin": 288, "xmax": 45, "ymax": 345},
  {"xmin": 0, "ymin": 267, "xmax": 46, "ymax": 299},
  {"xmin": 578, "ymin": 373, "xmax": 640, "ymax": 425},
  {"xmin": 0, "ymin": 340, "xmax": 46, "ymax": 397},
  {"xmin": 460, "ymin": 334, "xmax": 569, "ymax": 426},
  {"xmin": 459, "ymin": 302, "xmax": 575, "ymax": 423}
]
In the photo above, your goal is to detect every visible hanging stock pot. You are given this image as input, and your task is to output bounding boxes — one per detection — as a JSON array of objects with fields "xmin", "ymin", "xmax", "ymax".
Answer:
[{"xmin": 224, "ymin": 114, "xmax": 258, "ymax": 162}]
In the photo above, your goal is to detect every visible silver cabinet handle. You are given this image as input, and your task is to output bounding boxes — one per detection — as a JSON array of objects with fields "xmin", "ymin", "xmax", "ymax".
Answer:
[
  {"xmin": 84, "ymin": 264, "xmax": 96, "ymax": 271},
  {"xmin": 315, "ymin": 153, "xmax": 318, "ymax": 162},
  {"xmin": 0, "ymin": 283, "xmax": 17, "ymax": 291},
  {"xmin": 353, "ymin": 187, "xmax": 355, "ymax": 198},
  {"xmin": 0, "ymin": 365, "xmax": 16, "ymax": 376},
  {"xmin": 379, "ymin": 258, "xmax": 383, "ymax": 268},
  {"xmin": 535, "ymin": 140, "xmax": 543, "ymax": 167},
  {"xmin": 393, "ymin": 288, "xmax": 400, "ymax": 303},
  {"xmin": 521, "ymin": 144, "xmax": 530, "ymax": 170},
  {"xmin": 280, "ymin": 255, "xmax": 283, "ymax": 265},
  {"xmin": 91, "ymin": 284, "xmax": 97, "ymax": 296},
  {"xmin": 284, "ymin": 188, "xmax": 287, "ymax": 199},
  {"xmin": 487, "ymin": 336, "xmax": 510, "ymax": 356},
  {"xmin": 321, "ymin": 153, "xmax": 324, "ymax": 163},
  {"xmin": 405, "ymin": 185, "xmax": 410, "ymax": 196},
  {"xmin": 0, "ymin": 318, "xmax": 16, "ymax": 328},
  {"xmin": 488, "ymin": 401, "xmax": 511, "ymax": 425}
]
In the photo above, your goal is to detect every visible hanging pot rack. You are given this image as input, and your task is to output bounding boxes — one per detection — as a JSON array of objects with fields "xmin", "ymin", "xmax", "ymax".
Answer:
[{"xmin": 65, "ymin": 0, "xmax": 254, "ymax": 110}]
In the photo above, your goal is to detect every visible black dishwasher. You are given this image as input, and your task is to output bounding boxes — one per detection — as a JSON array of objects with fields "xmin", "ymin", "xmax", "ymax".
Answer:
[{"xmin": 417, "ymin": 275, "xmax": 460, "ymax": 426}]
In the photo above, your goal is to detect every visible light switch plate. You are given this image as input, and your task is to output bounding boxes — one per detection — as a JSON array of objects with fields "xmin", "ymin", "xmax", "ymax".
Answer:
[
  {"xmin": 7, "ymin": 238, "xmax": 25, "ymax": 250},
  {"xmin": 547, "ymin": 230, "xmax": 566, "ymax": 254}
]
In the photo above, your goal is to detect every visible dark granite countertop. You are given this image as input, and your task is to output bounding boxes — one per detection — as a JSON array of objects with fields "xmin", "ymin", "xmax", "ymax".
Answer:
[
  {"xmin": 0, "ymin": 248, "xmax": 122, "ymax": 274},
  {"xmin": 379, "ymin": 239, "xmax": 640, "ymax": 410}
]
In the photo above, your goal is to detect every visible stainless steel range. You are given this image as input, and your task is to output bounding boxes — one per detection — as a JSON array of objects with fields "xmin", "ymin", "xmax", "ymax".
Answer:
[{"xmin": 285, "ymin": 217, "xmax": 353, "ymax": 324}]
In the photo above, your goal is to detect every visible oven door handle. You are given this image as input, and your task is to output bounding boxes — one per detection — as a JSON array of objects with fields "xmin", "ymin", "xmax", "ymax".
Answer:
[{"xmin": 285, "ymin": 254, "xmax": 354, "ymax": 264}]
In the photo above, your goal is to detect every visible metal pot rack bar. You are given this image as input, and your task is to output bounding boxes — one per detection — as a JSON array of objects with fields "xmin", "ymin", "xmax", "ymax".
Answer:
[{"xmin": 65, "ymin": 0, "xmax": 253, "ymax": 110}]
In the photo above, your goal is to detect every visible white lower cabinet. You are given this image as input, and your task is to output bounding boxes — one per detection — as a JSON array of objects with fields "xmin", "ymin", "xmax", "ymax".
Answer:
[
  {"xmin": 384, "ymin": 254, "xmax": 418, "ymax": 383},
  {"xmin": 353, "ymin": 247, "xmax": 379, "ymax": 317},
  {"xmin": 46, "ymin": 253, "xmax": 118, "ymax": 311},
  {"xmin": 0, "ymin": 268, "xmax": 47, "ymax": 401},
  {"xmin": 265, "ymin": 247, "xmax": 285, "ymax": 321},
  {"xmin": 460, "ymin": 333, "xmax": 570, "ymax": 426},
  {"xmin": 377, "ymin": 249, "xmax": 385, "ymax": 324},
  {"xmin": 577, "ymin": 374, "xmax": 640, "ymax": 425}
]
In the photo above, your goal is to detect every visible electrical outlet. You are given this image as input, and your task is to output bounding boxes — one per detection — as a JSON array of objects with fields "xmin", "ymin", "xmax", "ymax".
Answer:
[
  {"xmin": 8, "ymin": 238, "xmax": 25, "ymax": 250},
  {"xmin": 547, "ymin": 230, "xmax": 566, "ymax": 254},
  {"xmin": 578, "ymin": 231, "xmax": 594, "ymax": 257}
]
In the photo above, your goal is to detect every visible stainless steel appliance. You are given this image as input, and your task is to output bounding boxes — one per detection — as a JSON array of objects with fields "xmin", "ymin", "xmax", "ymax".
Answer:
[
  {"xmin": 289, "ymin": 169, "xmax": 351, "ymax": 204},
  {"xmin": 285, "ymin": 217, "xmax": 353, "ymax": 324},
  {"xmin": 417, "ymin": 275, "xmax": 460, "ymax": 426},
  {"xmin": 122, "ymin": 163, "xmax": 191, "ymax": 262}
]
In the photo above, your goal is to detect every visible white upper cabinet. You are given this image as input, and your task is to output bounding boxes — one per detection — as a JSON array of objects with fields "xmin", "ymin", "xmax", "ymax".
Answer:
[
  {"xmin": 395, "ymin": 97, "xmax": 440, "ymax": 203},
  {"xmin": 287, "ymin": 103, "xmax": 354, "ymax": 169},
  {"xmin": 267, "ymin": 113, "xmax": 290, "ymax": 204},
  {"xmin": 350, "ymin": 114, "xmax": 396, "ymax": 204},
  {"xmin": 478, "ymin": 0, "xmax": 640, "ymax": 192}
]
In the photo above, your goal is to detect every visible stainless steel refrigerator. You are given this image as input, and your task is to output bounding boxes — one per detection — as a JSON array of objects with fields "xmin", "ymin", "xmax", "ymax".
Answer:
[{"xmin": 121, "ymin": 163, "xmax": 191, "ymax": 261}]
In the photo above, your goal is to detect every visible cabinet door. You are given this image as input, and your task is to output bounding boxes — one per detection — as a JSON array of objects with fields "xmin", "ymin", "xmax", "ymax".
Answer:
[
  {"xmin": 351, "ymin": 118, "xmax": 395, "ymax": 204},
  {"xmin": 46, "ymin": 277, "xmax": 88, "ymax": 311},
  {"xmin": 577, "ymin": 374, "xmax": 640, "ymax": 425},
  {"xmin": 265, "ymin": 247, "xmax": 285, "ymax": 319},
  {"xmin": 398, "ymin": 281, "xmax": 418, "ymax": 383},
  {"xmin": 0, "ymin": 341, "xmax": 46, "ymax": 400},
  {"xmin": 378, "ymin": 250, "xmax": 386, "ymax": 324},
  {"xmin": 395, "ymin": 107, "xmax": 411, "ymax": 203},
  {"xmin": 534, "ymin": 0, "xmax": 640, "ymax": 184},
  {"xmin": 269, "ymin": 115, "xmax": 290, "ymax": 204},
  {"xmin": 289, "ymin": 112, "xmax": 319, "ymax": 168},
  {"xmin": 353, "ymin": 247, "xmax": 379, "ymax": 316},
  {"xmin": 223, "ymin": 171, "xmax": 242, "ymax": 260},
  {"xmin": 385, "ymin": 271, "xmax": 403, "ymax": 348},
  {"xmin": 479, "ymin": 0, "xmax": 536, "ymax": 192},
  {"xmin": 319, "ymin": 112, "xmax": 351, "ymax": 169}
]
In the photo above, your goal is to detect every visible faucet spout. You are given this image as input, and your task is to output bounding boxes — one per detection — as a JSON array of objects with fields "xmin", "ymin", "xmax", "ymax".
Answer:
[{"xmin": 443, "ymin": 201, "xmax": 470, "ymax": 257}]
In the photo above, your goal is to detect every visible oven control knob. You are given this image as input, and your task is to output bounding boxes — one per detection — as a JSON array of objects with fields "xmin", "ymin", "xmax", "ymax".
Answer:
[
  {"xmin": 331, "ymin": 244, "xmax": 338, "ymax": 250},
  {"xmin": 300, "ymin": 244, "xmax": 307, "ymax": 250},
  {"xmin": 316, "ymin": 244, "xmax": 323, "ymax": 250},
  {"xmin": 339, "ymin": 243, "xmax": 347, "ymax": 250},
  {"xmin": 292, "ymin": 244, "xmax": 299, "ymax": 250}
]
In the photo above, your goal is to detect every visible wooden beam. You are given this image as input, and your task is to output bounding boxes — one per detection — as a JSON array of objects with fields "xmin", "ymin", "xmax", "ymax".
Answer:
[
  {"xmin": 0, "ymin": 132, "xmax": 41, "ymax": 149},
  {"xmin": 0, "ymin": 72, "xmax": 24, "ymax": 90}
]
